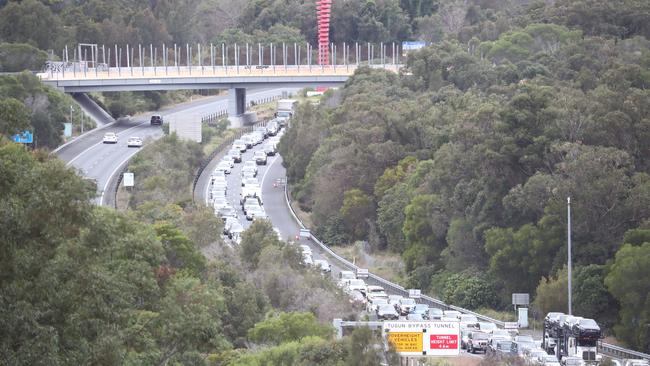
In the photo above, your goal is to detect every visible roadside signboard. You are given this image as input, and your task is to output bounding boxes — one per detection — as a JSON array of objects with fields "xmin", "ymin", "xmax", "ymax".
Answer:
[
  {"xmin": 504, "ymin": 322, "xmax": 519, "ymax": 330},
  {"xmin": 512, "ymin": 293, "xmax": 530, "ymax": 306},
  {"xmin": 356, "ymin": 268, "xmax": 369, "ymax": 278},
  {"xmin": 123, "ymin": 172, "xmax": 134, "ymax": 187},
  {"xmin": 12, "ymin": 131, "xmax": 33, "ymax": 144},
  {"xmin": 408, "ymin": 289, "xmax": 422, "ymax": 299},
  {"xmin": 402, "ymin": 41, "xmax": 426, "ymax": 55},
  {"xmin": 64, "ymin": 123, "xmax": 72, "ymax": 137},
  {"xmin": 383, "ymin": 321, "xmax": 460, "ymax": 356}
]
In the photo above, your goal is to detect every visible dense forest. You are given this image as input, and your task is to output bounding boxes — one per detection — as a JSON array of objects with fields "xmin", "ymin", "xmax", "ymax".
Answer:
[{"xmin": 277, "ymin": 0, "xmax": 650, "ymax": 353}]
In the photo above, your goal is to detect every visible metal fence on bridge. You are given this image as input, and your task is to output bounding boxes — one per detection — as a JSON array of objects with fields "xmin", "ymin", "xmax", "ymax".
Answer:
[{"xmin": 42, "ymin": 42, "xmax": 403, "ymax": 80}]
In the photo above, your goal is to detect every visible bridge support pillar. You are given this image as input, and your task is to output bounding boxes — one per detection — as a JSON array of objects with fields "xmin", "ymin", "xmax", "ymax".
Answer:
[{"xmin": 228, "ymin": 87, "xmax": 246, "ymax": 117}]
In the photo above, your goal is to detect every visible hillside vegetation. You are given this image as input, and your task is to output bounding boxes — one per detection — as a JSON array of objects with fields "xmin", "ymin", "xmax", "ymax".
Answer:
[{"xmin": 278, "ymin": 0, "xmax": 650, "ymax": 353}]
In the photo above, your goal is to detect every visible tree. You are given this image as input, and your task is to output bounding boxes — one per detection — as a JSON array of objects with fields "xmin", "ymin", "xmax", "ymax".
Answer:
[
  {"xmin": 402, "ymin": 194, "xmax": 448, "ymax": 271},
  {"xmin": 345, "ymin": 327, "xmax": 389, "ymax": 366},
  {"xmin": 0, "ymin": 43, "xmax": 48, "ymax": 72},
  {"xmin": 485, "ymin": 222, "xmax": 563, "ymax": 294},
  {"xmin": 154, "ymin": 222, "xmax": 206, "ymax": 277},
  {"xmin": 239, "ymin": 220, "xmax": 282, "ymax": 268},
  {"xmin": 377, "ymin": 183, "xmax": 411, "ymax": 252},
  {"xmin": 0, "ymin": 0, "xmax": 63, "ymax": 50},
  {"xmin": 533, "ymin": 267, "xmax": 568, "ymax": 317},
  {"xmin": 605, "ymin": 243, "xmax": 650, "ymax": 352},
  {"xmin": 247, "ymin": 312, "xmax": 333, "ymax": 346},
  {"xmin": 253, "ymin": 24, "xmax": 306, "ymax": 45},
  {"xmin": 339, "ymin": 188, "xmax": 374, "ymax": 240},
  {"xmin": 442, "ymin": 217, "xmax": 486, "ymax": 272},
  {"xmin": 0, "ymin": 98, "xmax": 30, "ymax": 137},
  {"xmin": 439, "ymin": 0, "xmax": 469, "ymax": 36},
  {"xmin": 574, "ymin": 265, "xmax": 619, "ymax": 329},
  {"xmin": 443, "ymin": 271, "xmax": 499, "ymax": 310},
  {"xmin": 146, "ymin": 274, "xmax": 230, "ymax": 364}
]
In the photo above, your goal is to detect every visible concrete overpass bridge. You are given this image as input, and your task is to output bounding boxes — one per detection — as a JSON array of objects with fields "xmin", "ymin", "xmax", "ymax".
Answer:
[{"xmin": 40, "ymin": 42, "xmax": 404, "ymax": 116}]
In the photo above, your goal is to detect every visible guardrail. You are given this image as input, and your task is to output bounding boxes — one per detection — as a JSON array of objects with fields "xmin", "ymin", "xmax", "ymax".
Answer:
[
  {"xmin": 200, "ymin": 95, "xmax": 282, "ymax": 125},
  {"xmin": 112, "ymin": 163, "xmax": 130, "ymax": 209},
  {"xmin": 598, "ymin": 341, "xmax": 650, "ymax": 361}
]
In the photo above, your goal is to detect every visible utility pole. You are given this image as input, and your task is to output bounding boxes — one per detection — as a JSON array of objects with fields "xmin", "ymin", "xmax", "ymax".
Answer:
[{"xmin": 567, "ymin": 197, "xmax": 572, "ymax": 315}]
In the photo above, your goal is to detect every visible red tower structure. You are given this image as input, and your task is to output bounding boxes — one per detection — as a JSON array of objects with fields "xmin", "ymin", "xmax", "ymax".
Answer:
[{"xmin": 317, "ymin": 0, "xmax": 331, "ymax": 65}]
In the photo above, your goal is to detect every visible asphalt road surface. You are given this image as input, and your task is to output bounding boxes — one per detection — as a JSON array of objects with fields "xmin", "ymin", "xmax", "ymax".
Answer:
[{"xmin": 57, "ymin": 88, "xmax": 299, "ymax": 205}]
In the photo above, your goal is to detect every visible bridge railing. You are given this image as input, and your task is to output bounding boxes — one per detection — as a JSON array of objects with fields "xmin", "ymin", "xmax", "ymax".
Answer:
[{"xmin": 42, "ymin": 42, "xmax": 405, "ymax": 80}]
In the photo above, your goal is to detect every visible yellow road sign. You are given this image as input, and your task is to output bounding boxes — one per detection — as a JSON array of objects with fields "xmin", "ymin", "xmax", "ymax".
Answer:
[{"xmin": 387, "ymin": 332, "xmax": 423, "ymax": 353}]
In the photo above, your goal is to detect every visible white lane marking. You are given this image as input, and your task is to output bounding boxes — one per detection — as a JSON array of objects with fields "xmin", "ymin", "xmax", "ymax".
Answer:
[
  {"xmin": 66, "ymin": 121, "xmax": 148, "ymax": 167},
  {"xmin": 98, "ymin": 148, "xmax": 139, "ymax": 205},
  {"xmin": 259, "ymin": 155, "xmax": 279, "ymax": 203}
]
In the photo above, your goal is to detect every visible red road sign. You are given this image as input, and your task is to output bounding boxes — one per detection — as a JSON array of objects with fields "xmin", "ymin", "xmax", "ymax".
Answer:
[{"xmin": 430, "ymin": 334, "xmax": 458, "ymax": 350}]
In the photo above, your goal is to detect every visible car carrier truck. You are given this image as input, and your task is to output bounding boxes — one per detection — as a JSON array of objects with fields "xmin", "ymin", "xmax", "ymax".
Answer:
[{"xmin": 543, "ymin": 312, "xmax": 602, "ymax": 366}]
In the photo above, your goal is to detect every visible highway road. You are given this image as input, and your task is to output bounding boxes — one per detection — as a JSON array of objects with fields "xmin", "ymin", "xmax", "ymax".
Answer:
[{"xmin": 56, "ymin": 88, "xmax": 300, "ymax": 206}]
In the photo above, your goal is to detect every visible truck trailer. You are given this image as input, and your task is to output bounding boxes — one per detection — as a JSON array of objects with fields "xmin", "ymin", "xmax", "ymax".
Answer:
[{"xmin": 275, "ymin": 99, "xmax": 297, "ymax": 125}]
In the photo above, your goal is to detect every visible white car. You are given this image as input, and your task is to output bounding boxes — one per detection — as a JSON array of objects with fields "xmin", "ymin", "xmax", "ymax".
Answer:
[
  {"xmin": 243, "ymin": 160, "xmax": 258, "ymax": 172},
  {"xmin": 459, "ymin": 314, "xmax": 479, "ymax": 329},
  {"xmin": 367, "ymin": 297, "xmax": 389, "ymax": 313},
  {"xmin": 345, "ymin": 279, "xmax": 366, "ymax": 294},
  {"xmin": 444, "ymin": 310, "xmax": 462, "ymax": 319},
  {"xmin": 313, "ymin": 259, "xmax": 331, "ymax": 273},
  {"xmin": 254, "ymin": 150, "xmax": 268, "ymax": 165},
  {"xmin": 299, "ymin": 244, "xmax": 312, "ymax": 256},
  {"xmin": 215, "ymin": 161, "xmax": 231, "ymax": 174},
  {"xmin": 126, "ymin": 136, "xmax": 142, "ymax": 147},
  {"xmin": 241, "ymin": 135, "xmax": 255, "ymax": 148},
  {"xmin": 364, "ymin": 285, "xmax": 386, "ymax": 298},
  {"xmin": 242, "ymin": 177, "xmax": 259, "ymax": 187},
  {"xmin": 103, "ymin": 132, "xmax": 118, "ymax": 144},
  {"xmin": 220, "ymin": 157, "xmax": 234, "ymax": 168},
  {"xmin": 211, "ymin": 196, "xmax": 229, "ymax": 209},
  {"xmin": 241, "ymin": 185, "xmax": 261, "ymax": 201},
  {"xmin": 233, "ymin": 140, "xmax": 247, "ymax": 153}
]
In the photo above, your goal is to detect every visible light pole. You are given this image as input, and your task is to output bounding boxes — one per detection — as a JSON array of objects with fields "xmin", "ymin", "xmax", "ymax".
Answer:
[
  {"xmin": 70, "ymin": 106, "xmax": 74, "ymax": 135},
  {"xmin": 567, "ymin": 197, "xmax": 572, "ymax": 315}
]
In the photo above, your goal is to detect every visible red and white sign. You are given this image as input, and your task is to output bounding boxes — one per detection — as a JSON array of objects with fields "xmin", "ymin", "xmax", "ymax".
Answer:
[
  {"xmin": 383, "ymin": 321, "xmax": 460, "ymax": 356},
  {"xmin": 430, "ymin": 334, "xmax": 459, "ymax": 350}
]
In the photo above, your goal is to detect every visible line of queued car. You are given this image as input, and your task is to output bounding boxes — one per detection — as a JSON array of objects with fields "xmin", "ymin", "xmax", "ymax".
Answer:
[{"xmin": 211, "ymin": 119, "xmax": 283, "ymax": 244}]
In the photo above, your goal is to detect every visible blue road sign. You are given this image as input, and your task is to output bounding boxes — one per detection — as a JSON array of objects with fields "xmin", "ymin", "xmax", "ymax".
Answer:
[
  {"xmin": 12, "ymin": 131, "xmax": 33, "ymax": 144},
  {"xmin": 402, "ymin": 41, "xmax": 426, "ymax": 51}
]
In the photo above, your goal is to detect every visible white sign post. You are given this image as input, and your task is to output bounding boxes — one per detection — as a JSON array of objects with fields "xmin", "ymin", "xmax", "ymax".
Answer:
[
  {"xmin": 383, "ymin": 321, "xmax": 460, "ymax": 357},
  {"xmin": 123, "ymin": 172, "xmax": 134, "ymax": 187}
]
